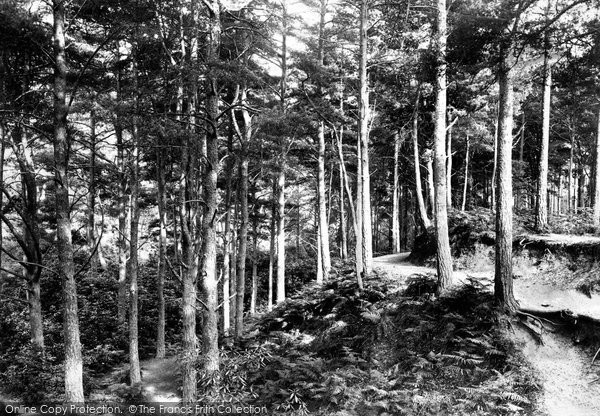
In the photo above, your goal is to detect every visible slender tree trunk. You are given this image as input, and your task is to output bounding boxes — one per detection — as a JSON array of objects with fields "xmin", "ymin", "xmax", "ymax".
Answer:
[
  {"xmin": 128, "ymin": 49, "xmax": 141, "ymax": 385},
  {"xmin": 316, "ymin": 0, "xmax": 331, "ymax": 279},
  {"xmin": 199, "ymin": 0, "xmax": 221, "ymax": 382},
  {"xmin": 53, "ymin": 0, "xmax": 84, "ymax": 401},
  {"xmin": 317, "ymin": 122, "xmax": 331, "ymax": 280},
  {"xmin": 267, "ymin": 180, "xmax": 276, "ymax": 310},
  {"xmin": 179, "ymin": 23, "xmax": 198, "ymax": 404},
  {"xmin": 358, "ymin": 0, "xmax": 373, "ymax": 274},
  {"xmin": 433, "ymin": 0, "xmax": 453, "ymax": 292},
  {"xmin": 593, "ymin": 107, "xmax": 600, "ymax": 228},
  {"xmin": 235, "ymin": 136, "xmax": 249, "ymax": 340},
  {"xmin": 316, "ymin": 203, "xmax": 323, "ymax": 282},
  {"xmin": 392, "ymin": 131, "xmax": 401, "ymax": 252},
  {"xmin": 491, "ymin": 111, "xmax": 498, "ymax": 210},
  {"xmin": 87, "ymin": 108, "xmax": 106, "ymax": 271},
  {"xmin": 276, "ymin": 2, "xmax": 287, "ymax": 303},
  {"xmin": 399, "ymin": 185, "xmax": 406, "ymax": 250},
  {"xmin": 569, "ymin": 126, "xmax": 574, "ymax": 212},
  {"xmin": 222, "ymin": 131, "xmax": 235, "ymax": 337},
  {"xmin": 336, "ymin": 128, "xmax": 363, "ymax": 287},
  {"xmin": 446, "ymin": 122, "xmax": 452, "ymax": 208},
  {"xmin": 535, "ymin": 19, "xmax": 552, "ymax": 231},
  {"xmin": 250, "ymin": 206, "xmax": 258, "ymax": 315},
  {"xmin": 276, "ymin": 170, "xmax": 286, "ymax": 303},
  {"xmin": 412, "ymin": 106, "xmax": 431, "ymax": 228},
  {"xmin": 115, "ymin": 69, "xmax": 128, "ymax": 325},
  {"xmin": 156, "ymin": 152, "xmax": 166, "ymax": 359},
  {"xmin": 495, "ymin": 56, "xmax": 518, "ymax": 313},
  {"xmin": 339, "ymin": 167, "xmax": 348, "ymax": 259},
  {"xmin": 461, "ymin": 135, "xmax": 470, "ymax": 211}
]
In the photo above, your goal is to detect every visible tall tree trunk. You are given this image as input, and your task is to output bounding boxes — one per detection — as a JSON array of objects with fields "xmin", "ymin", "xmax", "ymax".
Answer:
[
  {"xmin": 569, "ymin": 125, "xmax": 574, "ymax": 212},
  {"xmin": 535, "ymin": 13, "xmax": 552, "ymax": 231},
  {"xmin": 276, "ymin": 170, "xmax": 286, "ymax": 303},
  {"xmin": 412, "ymin": 106, "xmax": 431, "ymax": 228},
  {"xmin": 392, "ymin": 131, "xmax": 401, "ymax": 253},
  {"xmin": 276, "ymin": 1, "xmax": 288, "ymax": 303},
  {"xmin": 115, "ymin": 68, "xmax": 128, "ymax": 325},
  {"xmin": 491, "ymin": 111, "xmax": 498, "ymax": 210},
  {"xmin": 433, "ymin": 0, "xmax": 453, "ymax": 291},
  {"xmin": 336, "ymin": 128, "xmax": 364, "ymax": 287},
  {"xmin": 53, "ymin": 0, "xmax": 84, "ymax": 401},
  {"xmin": 461, "ymin": 135, "xmax": 470, "ymax": 211},
  {"xmin": 222, "ymin": 130, "xmax": 235, "ymax": 337},
  {"xmin": 128, "ymin": 49, "xmax": 141, "ymax": 385},
  {"xmin": 156, "ymin": 151, "xmax": 166, "ymax": 359},
  {"xmin": 339, "ymin": 167, "xmax": 348, "ymax": 259},
  {"xmin": 316, "ymin": 0, "xmax": 331, "ymax": 279},
  {"xmin": 495, "ymin": 56, "xmax": 518, "ymax": 313},
  {"xmin": 358, "ymin": 0, "xmax": 373, "ymax": 274},
  {"xmin": 250, "ymin": 202, "xmax": 258, "ymax": 315},
  {"xmin": 10, "ymin": 126, "xmax": 44, "ymax": 351},
  {"xmin": 179, "ymin": 31, "xmax": 198, "ymax": 406},
  {"xmin": 446, "ymin": 122, "xmax": 452, "ymax": 208},
  {"xmin": 593, "ymin": 107, "xmax": 600, "ymax": 229},
  {"xmin": 199, "ymin": 0, "xmax": 221, "ymax": 383},
  {"xmin": 317, "ymin": 122, "xmax": 331, "ymax": 280},
  {"xmin": 87, "ymin": 108, "xmax": 106, "ymax": 270},
  {"xmin": 235, "ymin": 130, "xmax": 249, "ymax": 340},
  {"xmin": 267, "ymin": 180, "xmax": 276, "ymax": 310},
  {"xmin": 399, "ymin": 185, "xmax": 406, "ymax": 250}
]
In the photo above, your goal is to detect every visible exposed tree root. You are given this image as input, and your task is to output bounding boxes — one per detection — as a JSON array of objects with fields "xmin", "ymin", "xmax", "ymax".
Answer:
[{"xmin": 517, "ymin": 307, "xmax": 600, "ymax": 352}]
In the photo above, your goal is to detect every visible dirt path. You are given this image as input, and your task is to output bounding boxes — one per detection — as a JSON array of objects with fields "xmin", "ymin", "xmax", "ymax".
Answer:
[
  {"xmin": 90, "ymin": 356, "xmax": 181, "ymax": 402},
  {"xmin": 139, "ymin": 356, "xmax": 180, "ymax": 401},
  {"xmin": 373, "ymin": 253, "xmax": 600, "ymax": 416}
]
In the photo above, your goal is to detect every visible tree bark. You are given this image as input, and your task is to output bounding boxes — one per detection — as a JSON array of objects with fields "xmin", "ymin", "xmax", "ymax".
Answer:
[
  {"xmin": 222, "ymin": 129, "xmax": 235, "ymax": 337},
  {"xmin": 495, "ymin": 55, "xmax": 518, "ymax": 313},
  {"xmin": 250, "ymin": 202, "xmax": 258, "ymax": 315},
  {"xmin": 276, "ymin": 169, "xmax": 286, "ymax": 303},
  {"xmin": 267, "ymin": 179, "xmax": 276, "ymax": 310},
  {"xmin": 594, "ymin": 107, "xmax": 600, "ymax": 228},
  {"xmin": 53, "ymin": 0, "xmax": 84, "ymax": 401},
  {"xmin": 461, "ymin": 135, "xmax": 470, "ymax": 211},
  {"xmin": 358, "ymin": 0, "xmax": 373, "ymax": 274},
  {"xmin": 156, "ymin": 151, "xmax": 166, "ymax": 359},
  {"xmin": 433, "ymin": 0, "xmax": 453, "ymax": 292},
  {"xmin": 339, "ymin": 167, "xmax": 348, "ymax": 259},
  {"xmin": 317, "ymin": 121, "xmax": 331, "ymax": 280},
  {"xmin": 276, "ymin": 1, "xmax": 287, "ymax": 303},
  {"xmin": 412, "ymin": 104, "xmax": 431, "ymax": 228},
  {"xmin": 235, "ymin": 112, "xmax": 250, "ymax": 339},
  {"xmin": 392, "ymin": 131, "xmax": 401, "ymax": 253},
  {"xmin": 535, "ymin": 13, "xmax": 552, "ymax": 231},
  {"xmin": 115, "ymin": 67, "xmax": 128, "ymax": 326},
  {"xmin": 199, "ymin": 0, "xmax": 221, "ymax": 384},
  {"xmin": 87, "ymin": 108, "xmax": 106, "ymax": 270},
  {"xmin": 446, "ymin": 122, "xmax": 452, "ymax": 208},
  {"xmin": 336, "ymin": 127, "xmax": 364, "ymax": 287},
  {"xmin": 128, "ymin": 49, "xmax": 141, "ymax": 385}
]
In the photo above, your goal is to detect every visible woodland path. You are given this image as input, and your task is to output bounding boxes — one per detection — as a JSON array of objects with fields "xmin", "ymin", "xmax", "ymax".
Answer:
[
  {"xmin": 373, "ymin": 252, "xmax": 600, "ymax": 416},
  {"xmin": 90, "ymin": 356, "xmax": 181, "ymax": 402}
]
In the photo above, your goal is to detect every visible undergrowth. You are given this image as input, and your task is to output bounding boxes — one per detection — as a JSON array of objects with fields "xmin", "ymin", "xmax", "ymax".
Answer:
[{"xmin": 212, "ymin": 271, "xmax": 539, "ymax": 415}]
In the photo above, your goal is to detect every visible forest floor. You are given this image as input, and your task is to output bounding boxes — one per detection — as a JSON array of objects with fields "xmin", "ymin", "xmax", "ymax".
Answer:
[
  {"xmin": 373, "ymin": 250, "xmax": 600, "ymax": 416},
  {"xmin": 89, "ymin": 356, "xmax": 180, "ymax": 402}
]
